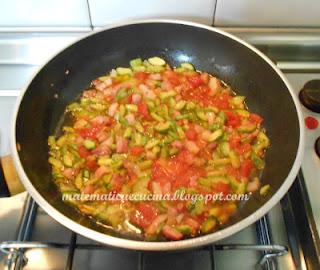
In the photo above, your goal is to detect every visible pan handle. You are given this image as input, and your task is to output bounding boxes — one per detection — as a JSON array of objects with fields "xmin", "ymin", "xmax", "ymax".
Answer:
[{"xmin": 0, "ymin": 156, "xmax": 25, "ymax": 197}]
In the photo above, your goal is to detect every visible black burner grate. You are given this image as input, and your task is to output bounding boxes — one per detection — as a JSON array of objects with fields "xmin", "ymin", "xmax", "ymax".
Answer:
[{"xmin": 0, "ymin": 195, "xmax": 289, "ymax": 270}]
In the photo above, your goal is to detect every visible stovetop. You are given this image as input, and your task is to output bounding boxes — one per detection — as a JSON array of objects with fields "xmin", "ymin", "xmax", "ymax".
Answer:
[{"xmin": 0, "ymin": 28, "xmax": 319, "ymax": 270}]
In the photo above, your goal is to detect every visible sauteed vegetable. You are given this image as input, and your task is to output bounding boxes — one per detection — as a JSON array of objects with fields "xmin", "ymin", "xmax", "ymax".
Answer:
[{"xmin": 48, "ymin": 57, "xmax": 270, "ymax": 240}]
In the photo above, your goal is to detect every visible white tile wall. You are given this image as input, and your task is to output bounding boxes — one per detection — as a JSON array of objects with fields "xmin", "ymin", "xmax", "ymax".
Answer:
[
  {"xmin": 0, "ymin": 0, "xmax": 91, "ymax": 27},
  {"xmin": 88, "ymin": 0, "xmax": 216, "ymax": 26},
  {"xmin": 214, "ymin": 0, "xmax": 320, "ymax": 27}
]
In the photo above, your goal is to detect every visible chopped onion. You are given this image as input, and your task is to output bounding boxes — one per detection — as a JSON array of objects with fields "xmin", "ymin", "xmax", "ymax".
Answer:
[
  {"xmin": 131, "ymin": 93, "xmax": 142, "ymax": 104},
  {"xmin": 185, "ymin": 140, "xmax": 200, "ymax": 154},
  {"xmin": 125, "ymin": 113, "xmax": 136, "ymax": 125},
  {"xmin": 108, "ymin": 103, "xmax": 118, "ymax": 117}
]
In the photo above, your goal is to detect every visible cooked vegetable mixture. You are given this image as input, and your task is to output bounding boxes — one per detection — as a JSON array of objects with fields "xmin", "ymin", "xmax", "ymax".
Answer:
[{"xmin": 48, "ymin": 57, "xmax": 270, "ymax": 240}]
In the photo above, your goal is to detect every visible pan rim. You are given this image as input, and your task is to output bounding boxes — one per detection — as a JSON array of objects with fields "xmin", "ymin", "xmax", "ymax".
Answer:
[{"xmin": 10, "ymin": 19, "xmax": 305, "ymax": 251}]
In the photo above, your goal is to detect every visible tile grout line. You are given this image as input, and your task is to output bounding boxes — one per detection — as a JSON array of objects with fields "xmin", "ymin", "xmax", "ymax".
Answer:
[
  {"xmin": 212, "ymin": 0, "xmax": 218, "ymax": 26},
  {"xmin": 85, "ymin": 0, "xmax": 94, "ymax": 31}
]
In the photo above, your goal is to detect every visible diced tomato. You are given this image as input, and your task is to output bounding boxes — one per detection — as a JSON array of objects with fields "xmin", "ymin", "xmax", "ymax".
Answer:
[
  {"xmin": 200, "ymin": 72, "xmax": 209, "ymax": 84},
  {"xmin": 237, "ymin": 142, "xmax": 252, "ymax": 155},
  {"xmin": 229, "ymin": 134, "xmax": 241, "ymax": 149},
  {"xmin": 211, "ymin": 93, "xmax": 232, "ymax": 109},
  {"xmin": 152, "ymin": 153, "xmax": 205, "ymax": 189},
  {"xmin": 78, "ymin": 125, "xmax": 102, "ymax": 139},
  {"xmin": 229, "ymin": 135, "xmax": 251, "ymax": 155},
  {"xmin": 214, "ymin": 182, "xmax": 231, "ymax": 195},
  {"xmin": 240, "ymin": 159, "xmax": 253, "ymax": 178},
  {"xmin": 127, "ymin": 94, "xmax": 133, "ymax": 103},
  {"xmin": 130, "ymin": 203, "xmax": 159, "ymax": 229},
  {"xmin": 183, "ymin": 217, "xmax": 200, "ymax": 234},
  {"xmin": 134, "ymin": 72, "xmax": 149, "ymax": 81},
  {"xmin": 225, "ymin": 111, "xmax": 242, "ymax": 128},
  {"xmin": 78, "ymin": 145, "xmax": 91, "ymax": 158},
  {"xmin": 249, "ymin": 113, "xmax": 263, "ymax": 125},
  {"xmin": 110, "ymin": 174, "xmax": 125, "ymax": 192},
  {"xmin": 164, "ymin": 71, "xmax": 180, "ymax": 86},
  {"xmin": 187, "ymin": 75, "xmax": 204, "ymax": 88},
  {"xmin": 86, "ymin": 157, "xmax": 98, "ymax": 171},
  {"xmin": 130, "ymin": 146, "xmax": 144, "ymax": 156},
  {"xmin": 82, "ymin": 184, "xmax": 95, "ymax": 194},
  {"xmin": 162, "ymin": 225, "xmax": 183, "ymax": 240},
  {"xmin": 185, "ymin": 126, "xmax": 198, "ymax": 140},
  {"xmin": 137, "ymin": 102, "xmax": 150, "ymax": 119}
]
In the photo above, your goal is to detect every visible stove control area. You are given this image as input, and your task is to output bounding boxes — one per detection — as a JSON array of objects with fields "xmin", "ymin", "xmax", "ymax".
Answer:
[{"xmin": 299, "ymin": 79, "xmax": 320, "ymax": 113}]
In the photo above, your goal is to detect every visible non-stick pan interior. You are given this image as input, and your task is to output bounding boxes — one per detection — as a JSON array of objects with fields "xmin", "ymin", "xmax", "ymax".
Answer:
[{"xmin": 15, "ymin": 22, "xmax": 300, "ymax": 240}]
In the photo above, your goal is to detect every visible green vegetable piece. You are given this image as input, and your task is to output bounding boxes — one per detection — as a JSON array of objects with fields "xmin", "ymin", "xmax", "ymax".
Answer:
[
  {"xmin": 148, "ymin": 57, "xmax": 166, "ymax": 66},
  {"xmin": 124, "ymin": 127, "xmax": 133, "ymax": 139},
  {"xmin": 168, "ymin": 97, "xmax": 176, "ymax": 108},
  {"xmin": 257, "ymin": 131, "xmax": 270, "ymax": 147},
  {"xmin": 48, "ymin": 157, "xmax": 63, "ymax": 169},
  {"xmin": 174, "ymin": 100, "xmax": 187, "ymax": 110},
  {"xmin": 208, "ymin": 123, "xmax": 221, "ymax": 131},
  {"xmin": 134, "ymin": 121, "xmax": 144, "ymax": 133},
  {"xmin": 219, "ymin": 142, "xmax": 230, "ymax": 157},
  {"xmin": 138, "ymin": 160, "xmax": 153, "ymax": 170},
  {"xmin": 211, "ymin": 158, "xmax": 231, "ymax": 166},
  {"xmin": 134, "ymin": 132, "xmax": 142, "ymax": 145},
  {"xmin": 229, "ymin": 150, "xmax": 240, "ymax": 168},
  {"xmin": 48, "ymin": 136, "xmax": 56, "ymax": 147},
  {"xmin": 145, "ymin": 138, "xmax": 160, "ymax": 150},
  {"xmin": 252, "ymin": 152, "xmax": 265, "ymax": 170},
  {"xmin": 160, "ymin": 146, "xmax": 169, "ymax": 158},
  {"xmin": 83, "ymin": 169, "xmax": 90, "ymax": 178},
  {"xmin": 192, "ymin": 198, "xmax": 205, "ymax": 215},
  {"xmin": 132, "ymin": 176, "xmax": 150, "ymax": 195},
  {"xmin": 116, "ymin": 67, "xmax": 132, "ymax": 75},
  {"xmin": 186, "ymin": 102, "xmax": 196, "ymax": 110},
  {"xmin": 98, "ymin": 157, "xmax": 112, "ymax": 166},
  {"xmin": 130, "ymin": 58, "xmax": 142, "ymax": 67},
  {"xmin": 147, "ymin": 100, "xmax": 155, "ymax": 109},
  {"xmin": 57, "ymin": 136, "xmax": 67, "ymax": 147},
  {"xmin": 132, "ymin": 65, "xmax": 146, "ymax": 72},
  {"xmin": 125, "ymin": 104, "xmax": 138, "ymax": 112},
  {"xmin": 63, "ymin": 153, "xmax": 73, "ymax": 167},
  {"xmin": 238, "ymin": 123, "xmax": 256, "ymax": 133},
  {"xmin": 98, "ymin": 75, "xmax": 110, "ymax": 81},
  {"xmin": 159, "ymin": 90, "xmax": 177, "ymax": 100},
  {"xmin": 169, "ymin": 147, "xmax": 180, "ymax": 156},
  {"xmin": 155, "ymin": 121, "xmax": 171, "ymax": 133},
  {"xmin": 236, "ymin": 109, "xmax": 250, "ymax": 118},
  {"xmin": 176, "ymin": 225, "xmax": 192, "ymax": 235},
  {"xmin": 150, "ymin": 112, "xmax": 164, "ymax": 122},
  {"xmin": 90, "ymin": 103, "xmax": 106, "ymax": 111},
  {"xmin": 201, "ymin": 217, "xmax": 217, "ymax": 234},
  {"xmin": 260, "ymin": 184, "xmax": 270, "ymax": 196},
  {"xmin": 83, "ymin": 139, "xmax": 96, "ymax": 150},
  {"xmin": 217, "ymin": 111, "xmax": 226, "ymax": 124},
  {"xmin": 103, "ymin": 205, "xmax": 125, "ymax": 227},
  {"xmin": 208, "ymin": 129, "xmax": 223, "ymax": 142},
  {"xmin": 232, "ymin": 96, "xmax": 245, "ymax": 106},
  {"xmin": 152, "ymin": 146, "xmax": 161, "ymax": 156},
  {"xmin": 119, "ymin": 104, "xmax": 126, "ymax": 116},
  {"xmin": 176, "ymin": 126, "xmax": 185, "ymax": 139},
  {"xmin": 181, "ymin": 62, "xmax": 195, "ymax": 71},
  {"xmin": 229, "ymin": 176, "xmax": 246, "ymax": 194},
  {"xmin": 116, "ymin": 88, "xmax": 128, "ymax": 101},
  {"xmin": 196, "ymin": 110, "xmax": 207, "ymax": 121},
  {"xmin": 74, "ymin": 173, "xmax": 83, "ymax": 189}
]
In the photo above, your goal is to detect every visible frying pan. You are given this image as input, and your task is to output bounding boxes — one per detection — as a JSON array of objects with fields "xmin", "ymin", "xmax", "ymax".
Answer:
[{"xmin": 0, "ymin": 20, "xmax": 304, "ymax": 250}]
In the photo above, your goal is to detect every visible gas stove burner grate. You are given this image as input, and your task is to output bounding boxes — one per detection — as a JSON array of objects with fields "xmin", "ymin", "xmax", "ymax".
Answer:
[{"xmin": 0, "ymin": 196, "xmax": 288, "ymax": 270}]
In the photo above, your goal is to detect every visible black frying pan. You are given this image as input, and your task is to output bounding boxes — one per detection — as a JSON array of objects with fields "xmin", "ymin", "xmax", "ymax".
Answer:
[{"xmin": 1, "ymin": 20, "xmax": 304, "ymax": 250}]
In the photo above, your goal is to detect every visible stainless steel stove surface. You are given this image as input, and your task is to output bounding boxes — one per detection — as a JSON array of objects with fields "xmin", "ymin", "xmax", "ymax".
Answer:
[{"xmin": 0, "ymin": 28, "xmax": 320, "ymax": 270}]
